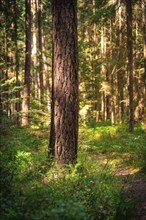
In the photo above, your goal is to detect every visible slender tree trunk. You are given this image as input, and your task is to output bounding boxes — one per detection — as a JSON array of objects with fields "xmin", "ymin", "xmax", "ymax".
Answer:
[
  {"xmin": 110, "ymin": 19, "xmax": 116, "ymax": 124},
  {"xmin": 38, "ymin": 0, "xmax": 44, "ymax": 105},
  {"xmin": 43, "ymin": 43, "xmax": 51, "ymax": 111},
  {"xmin": 126, "ymin": 0, "xmax": 134, "ymax": 132},
  {"xmin": 4, "ymin": 0, "xmax": 9, "ymax": 116},
  {"xmin": 42, "ymin": 31, "xmax": 51, "ymax": 111},
  {"xmin": 92, "ymin": 0, "xmax": 101, "ymax": 122},
  {"xmin": 117, "ymin": 0, "xmax": 124, "ymax": 121},
  {"xmin": 32, "ymin": 0, "xmax": 38, "ymax": 100},
  {"xmin": 14, "ymin": 0, "xmax": 20, "ymax": 125},
  {"xmin": 22, "ymin": 0, "xmax": 31, "ymax": 126},
  {"xmin": 105, "ymin": 70, "xmax": 110, "ymax": 120},
  {"xmin": 49, "ymin": 0, "xmax": 78, "ymax": 164},
  {"xmin": 101, "ymin": 25, "xmax": 108, "ymax": 121},
  {"xmin": 38, "ymin": 0, "xmax": 50, "ymax": 108},
  {"xmin": 142, "ymin": 0, "xmax": 146, "ymax": 86},
  {"xmin": 142, "ymin": 0, "xmax": 146, "ymax": 127}
]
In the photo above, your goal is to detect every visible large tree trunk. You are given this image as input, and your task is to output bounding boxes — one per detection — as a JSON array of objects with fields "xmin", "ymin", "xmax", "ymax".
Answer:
[
  {"xmin": 49, "ymin": 0, "xmax": 78, "ymax": 164},
  {"xmin": 22, "ymin": 0, "xmax": 31, "ymax": 126},
  {"xmin": 126, "ymin": 0, "xmax": 134, "ymax": 133}
]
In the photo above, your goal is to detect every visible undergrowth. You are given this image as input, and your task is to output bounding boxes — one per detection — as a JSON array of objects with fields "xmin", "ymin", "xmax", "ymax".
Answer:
[{"xmin": 0, "ymin": 117, "xmax": 145, "ymax": 220}]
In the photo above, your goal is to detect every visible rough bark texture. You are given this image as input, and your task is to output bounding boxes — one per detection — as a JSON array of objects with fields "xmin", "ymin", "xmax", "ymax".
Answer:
[
  {"xmin": 49, "ymin": 0, "xmax": 78, "ymax": 164},
  {"xmin": 126, "ymin": 0, "xmax": 134, "ymax": 133},
  {"xmin": 22, "ymin": 0, "xmax": 31, "ymax": 126}
]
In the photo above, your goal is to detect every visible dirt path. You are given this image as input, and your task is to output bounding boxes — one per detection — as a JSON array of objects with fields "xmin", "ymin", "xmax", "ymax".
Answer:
[
  {"xmin": 131, "ymin": 178, "xmax": 146, "ymax": 220},
  {"xmin": 97, "ymin": 154, "xmax": 146, "ymax": 219},
  {"xmin": 122, "ymin": 176, "xmax": 146, "ymax": 220},
  {"xmin": 116, "ymin": 167, "xmax": 146, "ymax": 219}
]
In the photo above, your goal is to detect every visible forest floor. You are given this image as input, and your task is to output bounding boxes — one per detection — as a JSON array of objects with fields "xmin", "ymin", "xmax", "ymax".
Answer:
[
  {"xmin": 127, "ymin": 176, "xmax": 146, "ymax": 220},
  {"xmin": 116, "ymin": 166, "xmax": 146, "ymax": 220},
  {"xmin": 97, "ymin": 154, "xmax": 146, "ymax": 219},
  {"xmin": 79, "ymin": 123, "xmax": 146, "ymax": 219},
  {"xmin": 0, "ymin": 117, "xmax": 146, "ymax": 220}
]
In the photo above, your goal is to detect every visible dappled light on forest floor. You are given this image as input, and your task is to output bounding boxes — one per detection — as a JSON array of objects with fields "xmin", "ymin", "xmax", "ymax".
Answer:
[
  {"xmin": 115, "ymin": 166, "xmax": 141, "ymax": 177},
  {"xmin": 1, "ymin": 119, "xmax": 146, "ymax": 220}
]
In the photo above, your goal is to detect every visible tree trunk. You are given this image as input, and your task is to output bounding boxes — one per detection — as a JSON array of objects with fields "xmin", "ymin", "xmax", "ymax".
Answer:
[
  {"xmin": 14, "ymin": 0, "xmax": 20, "ymax": 125},
  {"xmin": 100, "ymin": 25, "xmax": 108, "ymax": 121},
  {"xmin": 117, "ymin": 0, "xmax": 124, "ymax": 121},
  {"xmin": 126, "ymin": 0, "xmax": 134, "ymax": 132},
  {"xmin": 32, "ymin": 0, "xmax": 38, "ymax": 100},
  {"xmin": 142, "ymin": 0, "xmax": 146, "ymax": 127},
  {"xmin": 109, "ymin": 19, "xmax": 116, "ymax": 124},
  {"xmin": 38, "ymin": 0, "xmax": 44, "ymax": 105},
  {"xmin": 4, "ymin": 0, "xmax": 9, "ymax": 117},
  {"xmin": 49, "ymin": 0, "xmax": 78, "ymax": 164},
  {"xmin": 22, "ymin": 0, "xmax": 31, "ymax": 126},
  {"xmin": 92, "ymin": 0, "xmax": 101, "ymax": 122}
]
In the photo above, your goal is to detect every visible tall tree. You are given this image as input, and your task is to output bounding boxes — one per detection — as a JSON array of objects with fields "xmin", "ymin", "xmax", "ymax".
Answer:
[
  {"xmin": 22, "ymin": 0, "xmax": 31, "ymax": 125},
  {"xmin": 126, "ymin": 0, "xmax": 134, "ymax": 132},
  {"xmin": 142, "ymin": 0, "xmax": 146, "ymax": 126},
  {"xmin": 142, "ymin": 0, "xmax": 146, "ymax": 86},
  {"xmin": 117, "ymin": 0, "xmax": 125, "ymax": 120},
  {"xmin": 49, "ymin": 0, "xmax": 78, "ymax": 164},
  {"xmin": 14, "ymin": 0, "xmax": 20, "ymax": 125},
  {"xmin": 38, "ymin": 0, "xmax": 44, "ymax": 104},
  {"xmin": 32, "ymin": 0, "xmax": 38, "ymax": 100}
]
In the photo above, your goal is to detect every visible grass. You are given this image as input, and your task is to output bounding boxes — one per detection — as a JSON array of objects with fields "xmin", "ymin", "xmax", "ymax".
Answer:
[{"xmin": 0, "ymin": 117, "xmax": 146, "ymax": 220}]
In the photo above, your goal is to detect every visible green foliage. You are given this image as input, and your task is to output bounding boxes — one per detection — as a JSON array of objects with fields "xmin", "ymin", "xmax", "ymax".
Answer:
[{"xmin": 0, "ymin": 119, "xmax": 145, "ymax": 220}]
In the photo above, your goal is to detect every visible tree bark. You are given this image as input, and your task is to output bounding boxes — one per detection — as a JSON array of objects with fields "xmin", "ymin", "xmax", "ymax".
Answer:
[
  {"xmin": 4, "ymin": 0, "xmax": 9, "ymax": 117},
  {"xmin": 38, "ymin": 0, "xmax": 44, "ymax": 104},
  {"xmin": 49, "ymin": 0, "xmax": 78, "ymax": 164},
  {"xmin": 126, "ymin": 0, "xmax": 134, "ymax": 132},
  {"xmin": 38, "ymin": 0, "xmax": 44, "ymax": 105},
  {"xmin": 117, "ymin": 0, "xmax": 124, "ymax": 120},
  {"xmin": 14, "ymin": 0, "xmax": 20, "ymax": 125},
  {"xmin": 22, "ymin": 0, "xmax": 31, "ymax": 126},
  {"xmin": 31, "ymin": 0, "xmax": 38, "ymax": 100},
  {"xmin": 92, "ymin": 0, "xmax": 101, "ymax": 122},
  {"xmin": 142, "ymin": 0, "xmax": 146, "ymax": 127},
  {"xmin": 101, "ymin": 25, "xmax": 108, "ymax": 121}
]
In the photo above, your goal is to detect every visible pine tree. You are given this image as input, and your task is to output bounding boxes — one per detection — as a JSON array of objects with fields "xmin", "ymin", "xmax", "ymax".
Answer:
[{"xmin": 49, "ymin": 0, "xmax": 78, "ymax": 164}]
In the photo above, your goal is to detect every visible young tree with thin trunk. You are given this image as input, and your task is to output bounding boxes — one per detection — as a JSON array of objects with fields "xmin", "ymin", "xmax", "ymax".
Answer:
[
  {"xmin": 49, "ymin": 0, "xmax": 78, "ymax": 164},
  {"xmin": 22, "ymin": 0, "xmax": 31, "ymax": 126},
  {"xmin": 126, "ymin": 0, "xmax": 134, "ymax": 133}
]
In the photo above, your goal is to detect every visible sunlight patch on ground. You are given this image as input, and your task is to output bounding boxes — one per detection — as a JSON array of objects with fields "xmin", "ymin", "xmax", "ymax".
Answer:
[
  {"xmin": 109, "ymin": 158, "xmax": 123, "ymax": 167},
  {"xmin": 115, "ymin": 167, "xmax": 141, "ymax": 177}
]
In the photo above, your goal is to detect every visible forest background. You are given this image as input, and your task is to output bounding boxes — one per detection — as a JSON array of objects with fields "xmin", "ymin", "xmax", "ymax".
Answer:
[{"xmin": 0, "ymin": 0, "xmax": 146, "ymax": 220}]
